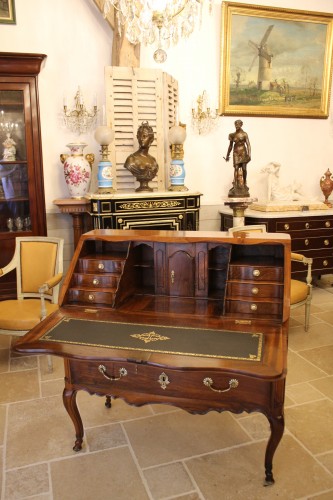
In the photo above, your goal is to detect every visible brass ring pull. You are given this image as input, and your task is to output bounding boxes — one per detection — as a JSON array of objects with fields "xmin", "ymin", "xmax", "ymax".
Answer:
[
  {"xmin": 284, "ymin": 224, "xmax": 289, "ymax": 230},
  {"xmin": 324, "ymin": 240, "xmax": 329, "ymax": 246},
  {"xmin": 93, "ymin": 278, "xmax": 99, "ymax": 285},
  {"xmin": 304, "ymin": 239, "xmax": 309, "ymax": 246},
  {"xmin": 325, "ymin": 221, "xmax": 331, "ymax": 228},
  {"xmin": 305, "ymin": 223, "xmax": 310, "ymax": 229},
  {"xmin": 252, "ymin": 269, "xmax": 260, "ymax": 277},
  {"xmin": 323, "ymin": 260, "xmax": 328, "ymax": 266},
  {"xmin": 88, "ymin": 294, "xmax": 95, "ymax": 301},
  {"xmin": 98, "ymin": 263, "xmax": 105, "ymax": 270},
  {"xmin": 203, "ymin": 377, "xmax": 239, "ymax": 393},
  {"xmin": 250, "ymin": 304, "xmax": 258, "ymax": 311},
  {"xmin": 251, "ymin": 287, "xmax": 259, "ymax": 295},
  {"xmin": 98, "ymin": 365, "xmax": 128, "ymax": 381}
]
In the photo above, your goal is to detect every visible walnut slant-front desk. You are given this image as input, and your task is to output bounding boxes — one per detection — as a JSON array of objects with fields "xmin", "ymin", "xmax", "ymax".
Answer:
[{"xmin": 14, "ymin": 229, "xmax": 291, "ymax": 486}]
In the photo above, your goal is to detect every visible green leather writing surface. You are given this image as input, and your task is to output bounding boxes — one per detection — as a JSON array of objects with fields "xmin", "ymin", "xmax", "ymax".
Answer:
[{"xmin": 41, "ymin": 318, "xmax": 263, "ymax": 361}]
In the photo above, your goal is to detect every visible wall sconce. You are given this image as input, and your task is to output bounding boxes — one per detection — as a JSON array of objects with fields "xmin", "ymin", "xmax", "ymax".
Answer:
[
  {"xmin": 168, "ymin": 123, "xmax": 188, "ymax": 191},
  {"xmin": 191, "ymin": 91, "xmax": 218, "ymax": 135},
  {"xmin": 94, "ymin": 125, "xmax": 115, "ymax": 193},
  {"xmin": 63, "ymin": 87, "xmax": 98, "ymax": 135}
]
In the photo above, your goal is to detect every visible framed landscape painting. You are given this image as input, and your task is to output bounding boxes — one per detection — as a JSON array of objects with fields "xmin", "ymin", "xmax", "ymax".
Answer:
[
  {"xmin": 219, "ymin": 2, "xmax": 333, "ymax": 118},
  {"xmin": 0, "ymin": 0, "xmax": 15, "ymax": 24}
]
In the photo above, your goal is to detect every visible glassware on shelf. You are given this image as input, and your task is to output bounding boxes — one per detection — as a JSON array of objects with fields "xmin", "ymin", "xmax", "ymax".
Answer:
[
  {"xmin": 23, "ymin": 215, "xmax": 31, "ymax": 231},
  {"xmin": 14, "ymin": 216, "xmax": 23, "ymax": 231},
  {"xmin": 6, "ymin": 218, "xmax": 14, "ymax": 232}
]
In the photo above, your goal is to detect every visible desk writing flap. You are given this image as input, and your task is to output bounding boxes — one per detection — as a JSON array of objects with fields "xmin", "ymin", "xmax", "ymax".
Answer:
[{"xmin": 40, "ymin": 318, "xmax": 264, "ymax": 362}]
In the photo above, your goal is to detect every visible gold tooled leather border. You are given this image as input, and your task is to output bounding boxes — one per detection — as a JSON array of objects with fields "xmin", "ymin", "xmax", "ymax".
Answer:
[{"xmin": 40, "ymin": 317, "xmax": 263, "ymax": 362}]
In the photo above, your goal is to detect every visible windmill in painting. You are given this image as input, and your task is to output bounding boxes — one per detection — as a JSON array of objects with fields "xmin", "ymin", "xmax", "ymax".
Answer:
[{"xmin": 248, "ymin": 25, "xmax": 274, "ymax": 90}]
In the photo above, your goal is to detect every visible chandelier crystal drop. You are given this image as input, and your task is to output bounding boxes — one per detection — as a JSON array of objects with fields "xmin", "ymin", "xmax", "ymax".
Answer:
[{"xmin": 103, "ymin": 0, "xmax": 210, "ymax": 62}]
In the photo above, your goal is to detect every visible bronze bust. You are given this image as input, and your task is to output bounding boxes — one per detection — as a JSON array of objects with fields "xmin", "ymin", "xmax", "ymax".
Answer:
[{"xmin": 124, "ymin": 121, "xmax": 159, "ymax": 192}]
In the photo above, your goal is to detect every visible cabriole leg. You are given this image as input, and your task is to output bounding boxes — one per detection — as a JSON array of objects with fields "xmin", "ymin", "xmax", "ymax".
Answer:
[
  {"xmin": 264, "ymin": 413, "xmax": 285, "ymax": 486},
  {"xmin": 63, "ymin": 388, "xmax": 84, "ymax": 452}
]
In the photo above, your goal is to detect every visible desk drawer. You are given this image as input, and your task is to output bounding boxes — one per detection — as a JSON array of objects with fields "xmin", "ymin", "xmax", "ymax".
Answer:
[
  {"xmin": 68, "ymin": 360, "xmax": 271, "ymax": 408},
  {"xmin": 78, "ymin": 256, "xmax": 126, "ymax": 274},
  {"xmin": 226, "ymin": 282, "xmax": 283, "ymax": 299},
  {"xmin": 228, "ymin": 265, "xmax": 283, "ymax": 282},
  {"xmin": 225, "ymin": 299, "xmax": 282, "ymax": 317},
  {"xmin": 68, "ymin": 288, "xmax": 116, "ymax": 305},
  {"xmin": 72, "ymin": 273, "xmax": 120, "ymax": 288}
]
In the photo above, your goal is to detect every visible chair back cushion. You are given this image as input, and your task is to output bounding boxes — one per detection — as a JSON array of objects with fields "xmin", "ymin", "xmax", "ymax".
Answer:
[{"xmin": 20, "ymin": 241, "xmax": 58, "ymax": 295}]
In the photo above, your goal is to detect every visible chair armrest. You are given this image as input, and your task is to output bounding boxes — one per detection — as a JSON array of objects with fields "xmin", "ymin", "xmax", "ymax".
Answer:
[
  {"xmin": 0, "ymin": 258, "xmax": 17, "ymax": 277},
  {"xmin": 291, "ymin": 252, "xmax": 313, "ymax": 265},
  {"xmin": 291, "ymin": 253, "xmax": 313, "ymax": 286},
  {"xmin": 38, "ymin": 273, "xmax": 63, "ymax": 294},
  {"xmin": 38, "ymin": 272, "xmax": 63, "ymax": 320}
]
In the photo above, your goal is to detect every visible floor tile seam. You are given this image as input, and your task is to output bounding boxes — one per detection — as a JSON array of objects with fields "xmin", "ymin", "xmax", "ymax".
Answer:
[
  {"xmin": 1, "ymin": 404, "xmax": 9, "ymax": 500},
  {"xmin": 284, "ymin": 395, "xmax": 327, "ymax": 407},
  {"xmin": 229, "ymin": 413, "xmax": 266, "ymax": 442},
  {"xmin": 295, "ymin": 488, "xmax": 333, "ymax": 500},
  {"xmin": 181, "ymin": 460, "xmax": 205, "ymax": 500},
  {"xmin": 140, "ymin": 438, "xmax": 269, "ymax": 473},
  {"xmin": 283, "ymin": 425, "xmax": 333, "ymax": 473},
  {"xmin": 288, "ymin": 351, "xmax": 330, "ymax": 376},
  {"xmin": 288, "ymin": 339, "xmax": 333, "ymax": 351},
  {"xmin": 4, "ymin": 393, "xmax": 61, "ymax": 407},
  {"xmin": 158, "ymin": 490, "xmax": 203, "ymax": 500},
  {"xmin": 119, "ymin": 422, "xmax": 155, "ymax": 500}
]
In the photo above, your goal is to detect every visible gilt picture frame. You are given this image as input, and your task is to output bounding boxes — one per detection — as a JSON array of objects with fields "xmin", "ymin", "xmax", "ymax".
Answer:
[
  {"xmin": 0, "ymin": 0, "xmax": 16, "ymax": 24},
  {"xmin": 219, "ymin": 2, "xmax": 333, "ymax": 118}
]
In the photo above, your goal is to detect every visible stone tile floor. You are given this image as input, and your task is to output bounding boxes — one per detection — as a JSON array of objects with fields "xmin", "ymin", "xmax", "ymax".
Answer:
[{"xmin": 0, "ymin": 283, "xmax": 333, "ymax": 500}]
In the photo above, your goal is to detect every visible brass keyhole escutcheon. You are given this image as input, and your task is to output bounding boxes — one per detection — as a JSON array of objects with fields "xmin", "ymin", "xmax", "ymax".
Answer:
[
  {"xmin": 158, "ymin": 372, "xmax": 170, "ymax": 390},
  {"xmin": 170, "ymin": 270, "xmax": 175, "ymax": 284}
]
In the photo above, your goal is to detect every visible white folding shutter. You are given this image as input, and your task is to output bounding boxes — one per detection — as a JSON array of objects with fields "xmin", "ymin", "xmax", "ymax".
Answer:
[{"xmin": 105, "ymin": 66, "xmax": 178, "ymax": 192}]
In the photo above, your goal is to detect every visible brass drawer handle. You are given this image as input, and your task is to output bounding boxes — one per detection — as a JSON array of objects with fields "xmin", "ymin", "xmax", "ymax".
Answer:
[
  {"xmin": 252, "ymin": 269, "xmax": 260, "ymax": 277},
  {"xmin": 324, "ymin": 240, "xmax": 329, "ymax": 246},
  {"xmin": 98, "ymin": 365, "xmax": 128, "ymax": 381},
  {"xmin": 98, "ymin": 263, "xmax": 105, "ymax": 270},
  {"xmin": 305, "ymin": 222, "xmax": 310, "ymax": 229},
  {"xmin": 284, "ymin": 224, "xmax": 289, "ymax": 230},
  {"xmin": 250, "ymin": 304, "xmax": 258, "ymax": 311},
  {"xmin": 88, "ymin": 294, "xmax": 95, "ymax": 301},
  {"xmin": 92, "ymin": 278, "xmax": 100, "ymax": 285},
  {"xmin": 325, "ymin": 221, "xmax": 331, "ymax": 228},
  {"xmin": 203, "ymin": 377, "xmax": 239, "ymax": 393},
  {"xmin": 304, "ymin": 239, "xmax": 309, "ymax": 246},
  {"xmin": 251, "ymin": 287, "xmax": 259, "ymax": 295},
  {"xmin": 323, "ymin": 260, "xmax": 328, "ymax": 267}
]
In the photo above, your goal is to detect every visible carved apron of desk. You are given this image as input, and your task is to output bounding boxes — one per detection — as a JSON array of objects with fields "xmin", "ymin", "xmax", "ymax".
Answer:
[{"xmin": 62, "ymin": 357, "xmax": 285, "ymax": 486}]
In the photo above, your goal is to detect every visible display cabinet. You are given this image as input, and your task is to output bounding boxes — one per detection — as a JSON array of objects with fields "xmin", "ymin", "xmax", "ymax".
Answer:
[{"xmin": 0, "ymin": 52, "xmax": 47, "ymax": 299}]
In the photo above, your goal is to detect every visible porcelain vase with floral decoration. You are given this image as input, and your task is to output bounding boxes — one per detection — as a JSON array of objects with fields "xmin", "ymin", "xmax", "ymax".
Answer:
[{"xmin": 60, "ymin": 143, "xmax": 94, "ymax": 198}]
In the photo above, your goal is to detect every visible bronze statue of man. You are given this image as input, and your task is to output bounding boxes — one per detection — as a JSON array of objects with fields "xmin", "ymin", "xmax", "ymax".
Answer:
[
  {"xmin": 224, "ymin": 119, "xmax": 251, "ymax": 197},
  {"xmin": 124, "ymin": 121, "xmax": 159, "ymax": 192}
]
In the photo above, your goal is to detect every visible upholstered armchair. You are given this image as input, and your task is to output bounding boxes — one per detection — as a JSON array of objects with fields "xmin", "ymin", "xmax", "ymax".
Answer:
[{"xmin": 0, "ymin": 237, "xmax": 64, "ymax": 368}]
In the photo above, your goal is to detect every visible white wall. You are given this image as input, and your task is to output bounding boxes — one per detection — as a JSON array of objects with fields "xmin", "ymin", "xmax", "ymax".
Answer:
[
  {"xmin": 0, "ymin": 0, "xmax": 113, "ymax": 211},
  {"xmin": 1, "ymin": 0, "xmax": 333, "ymax": 214},
  {"xmin": 141, "ymin": 0, "xmax": 333, "ymax": 206}
]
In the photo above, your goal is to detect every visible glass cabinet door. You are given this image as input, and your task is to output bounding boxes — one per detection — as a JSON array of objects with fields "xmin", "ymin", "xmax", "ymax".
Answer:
[
  {"xmin": 0, "ymin": 89, "xmax": 31, "ymax": 233},
  {"xmin": 0, "ymin": 52, "xmax": 46, "ymax": 300}
]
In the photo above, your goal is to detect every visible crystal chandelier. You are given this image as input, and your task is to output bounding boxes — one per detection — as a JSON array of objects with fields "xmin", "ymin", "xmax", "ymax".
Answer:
[
  {"xmin": 63, "ymin": 87, "xmax": 98, "ymax": 135},
  {"xmin": 191, "ymin": 90, "xmax": 218, "ymax": 135},
  {"xmin": 103, "ymin": 0, "xmax": 209, "ymax": 63}
]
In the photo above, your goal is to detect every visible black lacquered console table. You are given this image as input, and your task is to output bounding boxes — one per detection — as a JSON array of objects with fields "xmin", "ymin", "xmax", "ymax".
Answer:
[{"xmin": 86, "ymin": 191, "xmax": 201, "ymax": 230}]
